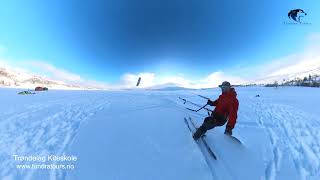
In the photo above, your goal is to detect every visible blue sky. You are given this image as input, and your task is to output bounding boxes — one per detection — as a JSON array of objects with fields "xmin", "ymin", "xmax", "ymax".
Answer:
[{"xmin": 0, "ymin": 0, "xmax": 319, "ymax": 88}]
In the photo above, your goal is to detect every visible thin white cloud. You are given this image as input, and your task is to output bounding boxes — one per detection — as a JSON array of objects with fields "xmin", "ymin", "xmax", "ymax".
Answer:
[
  {"xmin": 0, "ymin": 59, "xmax": 34, "ymax": 77},
  {"xmin": 199, "ymin": 71, "xmax": 245, "ymax": 88},
  {"xmin": 247, "ymin": 33, "xmax": 320, "ymax": 83},
  {"xmin": 28, "ymin": 61, "xmax": 111, "ymax": 89},
  {"xmin": 26, "ymin": 61, "xmax": 82, "ymax": 82},
  {"xmin": 0, "ymin": 59, "xmax": 110, "ymax": 89}
]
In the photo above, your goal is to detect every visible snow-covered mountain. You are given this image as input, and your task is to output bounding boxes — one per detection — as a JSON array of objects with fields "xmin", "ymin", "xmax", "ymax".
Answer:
[
  {"xmin": 148, "ymin": 83, "xmax": 196, "ymax": 91},
  {"xmin": 252, "ymin": 66, "xmax": 320, "ymax": 85},
  {"xmin": 0, "ymin": 66, "xmax": 100, "ymax": 90}
]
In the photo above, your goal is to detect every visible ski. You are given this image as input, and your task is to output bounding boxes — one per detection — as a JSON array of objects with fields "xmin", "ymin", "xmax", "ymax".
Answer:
[
  {"xmin": 184, "ymin": 117, "xmax": 217, "ymax": 160},
  {"xmin": 225, "ymin": 134, "xmax": 242, "ymax": 144},
  {"xmin": 189, "ymin": 116, "xmax": 242, "ymax": 145},
  {"xmin": 188, "ymin": 117, "xmax": 217, "ymax": 160}
]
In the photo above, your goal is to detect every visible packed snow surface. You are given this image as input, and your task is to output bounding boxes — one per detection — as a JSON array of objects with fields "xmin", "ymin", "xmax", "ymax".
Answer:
[{"xmin": 0, "ymin": 87, "xmax": 319, "ymax": 180}]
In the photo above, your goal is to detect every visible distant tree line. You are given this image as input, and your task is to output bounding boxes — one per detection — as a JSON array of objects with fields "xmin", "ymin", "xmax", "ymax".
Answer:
[{"xmin": 265, "ymin": 74, "xmax": 320, "ymax": 88}]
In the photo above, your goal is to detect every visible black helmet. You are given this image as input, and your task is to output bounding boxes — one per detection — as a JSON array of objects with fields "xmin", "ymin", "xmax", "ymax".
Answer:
[{"xmin": 218, "ymin": 81, "xmax": 231, "ymax": 88}]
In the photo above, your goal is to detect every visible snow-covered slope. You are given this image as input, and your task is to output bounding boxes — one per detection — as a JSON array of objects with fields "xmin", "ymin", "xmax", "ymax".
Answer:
[
  {"xmin": 0, "ymin": 87, "xmax": 319, "ymax": 180},
  {"xmin": 253, "ymin": 66, "xmax": 320, "ymax": 84}
]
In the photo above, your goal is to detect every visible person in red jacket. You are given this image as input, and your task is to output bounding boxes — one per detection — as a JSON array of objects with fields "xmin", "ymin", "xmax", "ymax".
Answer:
[{"xmin": 193, "ymin": 81, "xmax": 239, "ymax": 140}]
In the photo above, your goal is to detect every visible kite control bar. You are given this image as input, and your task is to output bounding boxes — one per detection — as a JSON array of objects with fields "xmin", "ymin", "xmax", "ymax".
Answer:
[{"xmin": 178, "ymin": 97, "xmax": 213, "ymax": 114}]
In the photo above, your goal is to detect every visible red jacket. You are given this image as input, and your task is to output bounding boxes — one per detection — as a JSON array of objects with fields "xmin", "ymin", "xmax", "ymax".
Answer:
[{"xmin": 211, "ymin": 88, "xmax": 239, "ymax": 129}]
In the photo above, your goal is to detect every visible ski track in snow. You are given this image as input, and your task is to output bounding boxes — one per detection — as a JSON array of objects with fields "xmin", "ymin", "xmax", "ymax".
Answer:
[
  {"xmin": 0, "ymin": 93, "xmax": 110, "ymax": 180},
  {"xmin": 1, "ymin": 88, "xmax": 319, "ymax": 180},
  {"xmin": 174, "ymin": 89, "xmax": 320, "ymax": 180},
  {"xmin": 185, "ymin": 118, "xmax": 219, "ymax": 180},
  {"xmin": 252, "ymin": 98, "xmax": 320, "ymax": 180}
]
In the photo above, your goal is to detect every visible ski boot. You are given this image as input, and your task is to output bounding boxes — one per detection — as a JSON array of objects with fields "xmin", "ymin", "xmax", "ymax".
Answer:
[{"xmin": 193, "ymin": 127, "xmax": 206, "ymax": 140}]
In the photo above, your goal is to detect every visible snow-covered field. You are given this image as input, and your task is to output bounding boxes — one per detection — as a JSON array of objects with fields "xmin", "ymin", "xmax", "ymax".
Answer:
[{"xmin": 0, "ymin": 87, "xmax": 319, "ymax": 180}]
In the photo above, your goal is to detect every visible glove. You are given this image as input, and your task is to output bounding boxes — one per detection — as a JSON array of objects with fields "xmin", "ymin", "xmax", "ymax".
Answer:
[
  {"xmin": 207, "ymin": 99, "xmax": 215, "ymax": 106},
  {"xmin": 224, "ymin": 126, "xmax": 232, "ymax": 136}
]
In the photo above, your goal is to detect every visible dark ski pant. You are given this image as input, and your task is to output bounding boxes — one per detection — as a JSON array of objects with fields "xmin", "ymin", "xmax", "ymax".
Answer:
[{"xmin": 193, "ymin": 114, "xmax": 227, "ymax": 139}]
